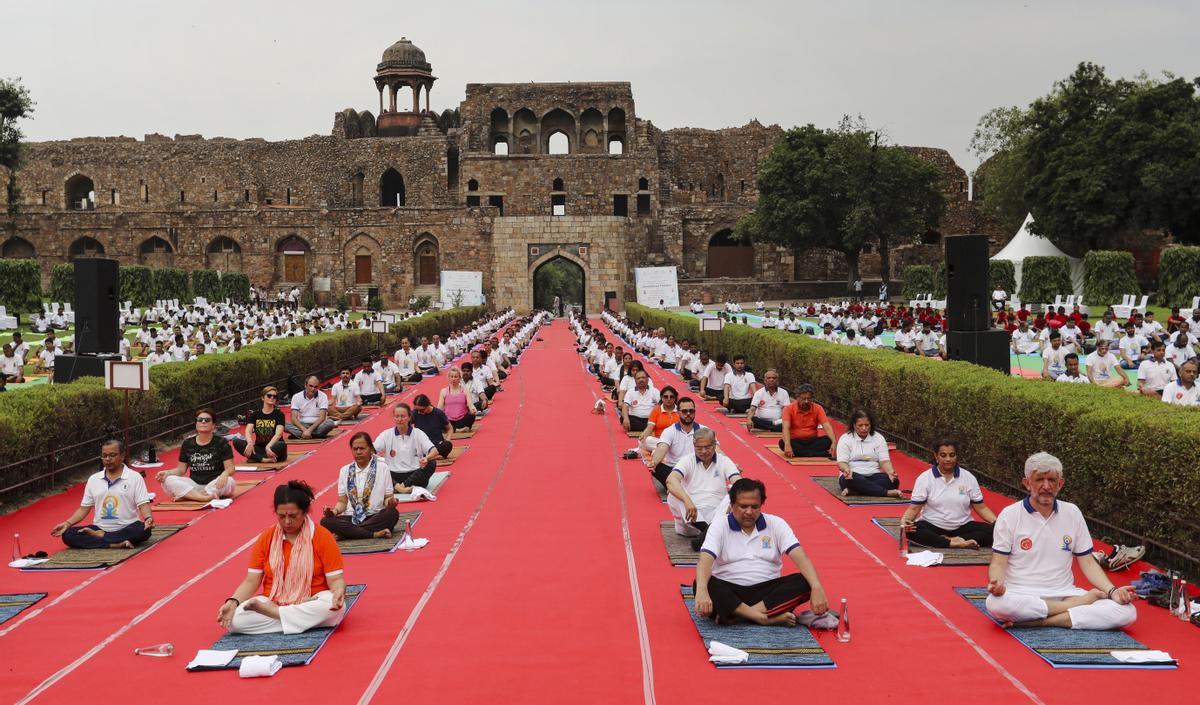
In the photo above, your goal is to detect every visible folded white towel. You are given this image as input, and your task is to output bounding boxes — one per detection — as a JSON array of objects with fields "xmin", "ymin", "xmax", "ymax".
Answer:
[
  {"xmin": 239, "ymin": 654, "xmax": 283, "ymax": 677},
  {"xmin": 795, "ymin": 609, "xmax": 839, "ymax": 629},
  {"xmin": 209, "ymin": 498, "xmax": 233, "ymax": 509},
  {"xmin": 408, "ymin": 486, "xmax": 436, "ymax": 502},
  {"xmin": 187, "ymin": 649, "xmax": 238, "ymax": 669},
  {"xmin": 707, "ymin": 640, "xmax": 749, "ymax": 664},
  {"xmin": 8, "ymin": 557, "xmax": 49, "ymax": 568},
  {"xmin": 906, "ymin": 550, "xmax": 944, "ymax": 567},
  {"xmin": 398, "ymin": 534, "xmax": 430, "ymax": 551},
  {"xmin": 1110, "ymin": 650, "xmax": 1174, "ymax": 664}
]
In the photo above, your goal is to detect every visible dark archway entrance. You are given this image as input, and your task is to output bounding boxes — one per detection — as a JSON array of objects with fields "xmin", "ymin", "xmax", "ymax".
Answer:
[
  {"xmin": 706, "ymin": 228, "xmax": 753, "ymax": 278},
  {"xmin": 532, "ymin": 256, "xmax": 585, "ymax": 313}
]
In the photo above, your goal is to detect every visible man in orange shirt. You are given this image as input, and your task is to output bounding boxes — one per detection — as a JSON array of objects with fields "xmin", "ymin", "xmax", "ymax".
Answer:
[
  {"xmin": 779, "ymin": 384, "xmax": 837, "ymax": 458},
  {"xmin": 640, "ymin": 386, "xmax": 681, "ymax": 454}
]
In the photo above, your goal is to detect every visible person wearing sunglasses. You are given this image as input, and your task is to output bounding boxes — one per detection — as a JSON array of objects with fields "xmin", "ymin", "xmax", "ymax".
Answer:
[
  {"xmin": 157, "ymin": 407, "xmax": 236, "ymax": 502},
  {"xmin": 639, "ymin": 385, "xmax": 680, "ymax": 456},
  {"xmin": 233, "ymin": 386, "xmax": 289, "ymax": 463}
]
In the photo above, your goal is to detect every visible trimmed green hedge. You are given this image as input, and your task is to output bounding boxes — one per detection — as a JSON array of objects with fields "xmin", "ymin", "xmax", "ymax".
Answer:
[
  {"xmin": 221, "ymin": 272, "xmax": 251, "ymax": 304},
  {"xmin": 151, "ymin": 267, "xmax": 189, "ymax": 302},
  {"xmin": 626, "ymin": 302, "xmax": 1199, "ymax": 563},
  {"xmin": 1018, "ymin": 256, "xmax": 1071, "ymax": 304},
  {"xmin": 1157, "ymin": 247, "xmax": 1200, "ymax": 309},
  {"xmin": 50, "ymin": 263, "xmax": 73, "ymax": 302},
  {"xmin": 0, "ymin": 259, "xmax": 42, "ymax": 317},
  {"xmin": 901, "ymin": 265, "xmax": 934, "ymax": 299},
  {"xmin": 0, "ymin": 306, "xmax": 487, "ymax": 499},
  {"xmin": 989, "ymin": 259, "xmax": 1016, "ymax": 296},
  {"xmin": 192, "ymin": 269, "xmax": 222, "ymax": 302},
  {"xmin": 120, "ymin": 265, "xmax": 155, "ymax": 307},
  {"xmin": 1083, "ymin": 251, "xmax": 1138, "ymax": 308}
]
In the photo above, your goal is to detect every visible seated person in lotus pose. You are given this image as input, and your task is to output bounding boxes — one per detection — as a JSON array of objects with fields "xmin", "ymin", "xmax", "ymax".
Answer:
[
  {"xmin": 157, "ymin": 408, "xmax": 236, "ymax": 502},
  {"xmin": 778, "ymin": 384, "xmax": 836, "ymax": 458},
  {"xmin": 694, "ymin": 478, "xmax": 829, "ymax": 626},
  {"xmin": 1085, "ymin": 340, "xmax": 1126, "ymax": 388},
  {"xmin": 233, "ymin": 386, "xmax": 288, "ymax": 463},
  {"xmin": 461, "ymin": 361, "xmax": 491, "ymax": 414},
  {"xmin": 218, "ymin": 480, "xmax": 347, "ymax": 635},
  {"xmin": 835, "ymin": 408, "xmax": 900, "ymax": 497},
  {"xmin": 899, "ymin": 438, "xmax": 995, "ymax": 548},
  {"xmin": 415, "ymin": 337, "xmax": 439, "ymax": 376},
  {"xmin": 985, "ymin": 452, "xmax": 1136, "ymax": 630},
  {"xmin": 320, "ymin": 432, "xmax": 401, "ymax": 540},
  {"xmin": 639, "ymin": 385, "xmax": 680, "ymax": 455},
  {"xmin": 51, "ymin": 440, "xmax": 154, "ymax": 549},
  {"xmin": 1162, "ymin": 358, "xmax": 1200, "ymax": 406},
  {"xmin": 374, "ymin": 403, "xmax": 439, "ymax": 495},
  {"xmin": 647, "ymin": 397, "xmax": 703, "ymax": 488},
  {"xmin": 438, "ymin": 366, "xmax": 480, "ymax": 430},
  {"xmin": 666, "ymin": 427, "xmax": 741, "ymax": 550},
  {"xmin": 700, "ymin": 353, "xmax": 731, "ymax": 400},
  {"xmin": 327, "ymin": 368, "xmax": 363, "ymax": 422},
  {"xmin": 471, "ymin": 349, "xmax": 500, "ymax": 401},
  {"xmin": 412, "ymin": 394, "xmax": 454, "ymax": 459},
  {"xmin": 622, "ymin": 372, "xmax": 660, "ymax": 433},
  {"xmin": 354, "ymin": 357, "xmax": 386, "ymax": 405},
  {"xmin": 374, "ymin": 350, "xmax": 403, "ymax": 394},
  {"xmin": 394, "ymin": 338, "xmax": 422, "ymax": 383},
  {"xmin": 1055, "ymin": 352, "xmax": 1089, "ymax": 384},
  {"xmin": 746, "ymin": 369, "xmax": 790, "ymax": 431},
  {"xmin": 1, "ymin": 343, "xmax": 24, "ymax": 384},
  {"xmin": 1136, "ymin": 340, "xmax": 1176, "ymax": 397},
  {"xmin": 286, "ymin": 375, "xmax": 336, "ymax": 439},
  {"xmin": 721, "ymin": 354, "xmax": 758, "ymax": 415}
]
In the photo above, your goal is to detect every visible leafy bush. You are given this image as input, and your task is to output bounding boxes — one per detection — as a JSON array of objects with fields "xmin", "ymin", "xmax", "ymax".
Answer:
[
  {"xmin": 626, "ymin": 302, "xmax": 1200, "ymax": 565},
  {"xmin": 335, "ymin": 295, "xmax": 349, "ymax": 312},
  {"xmin": 1018, "ymin": 256, "xmax": 1071, "ymax": 304},
  {"xmin": 988, "ymin": 259, "xmax": 1016, "ymax": 296},
  {"xmin": 220, "ymin": 272, "xmax": 251, "ymax": 304},
  {"xmin": 900, "ymin": 265, "xmax": 934, "ymax": 299},
  {"xmin": 151, "ymin": 267, "xmax": 189, "ymax": 302},
  {"xmin": 119, "ymin": 265, "xmax": 155, "ymax": 307},
  {"xmin": 50, "ymin": 263, "xmax": 74, "ymax": 303},
  {"xmin": 1082, "ymin": 251, "xmax": 1138, "ymax": 308},
  {"xmin": 0, "ymin": 259, "xmax": 42, "ymax": 317},
  {"xmin": 302, "ymin": 289, "xmax": 316, "ymax": 309},
  {"xmin": 191, "ymin": 269, "xmax": 222, "ymax": 302},
  {"xmin": 1157, "ymin": 247, "xmax": 1200, "ymax": 308},
  {"xmin": 414, "ymin": 295, "xmax": 432, "ymax": 311},
  {"xmin": 932, "ymin": 261, "xmax": 947, "ymax": 299}
]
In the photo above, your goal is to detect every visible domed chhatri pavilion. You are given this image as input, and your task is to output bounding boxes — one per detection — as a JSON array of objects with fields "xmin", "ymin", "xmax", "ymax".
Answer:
[{"xmin": 1, "ymin": 38, "xmax": 992, "ymax": 311}]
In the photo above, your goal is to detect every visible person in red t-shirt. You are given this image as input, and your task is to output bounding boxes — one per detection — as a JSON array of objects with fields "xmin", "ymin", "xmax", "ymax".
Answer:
[{"xmin": 779, "ymin": 384, "xmax": 837, "ymax": 458}]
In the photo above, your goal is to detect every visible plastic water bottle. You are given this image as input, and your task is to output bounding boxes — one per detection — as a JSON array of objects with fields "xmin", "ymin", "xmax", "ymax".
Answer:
[
  {"xmin": 133, "ymin": 643, "xmax": 174, "ymax": 657},
  {"xmin": 836, "ymin": 598, "xmax": 851, "ymax": 642},
  {"xmin": 898, "ymin": 522, "xmax": 908, "ymax": 557},
  {"xmin": 404, "ymin": 518, "xmax": 413, "ymax": 537},
  {"xmin": 11, "ymin": 533, "xmax": 20, "ymax": 562},
  {"xmin": 1178, "ymin": 580, "xmax": 1190, "ymax": 620}
]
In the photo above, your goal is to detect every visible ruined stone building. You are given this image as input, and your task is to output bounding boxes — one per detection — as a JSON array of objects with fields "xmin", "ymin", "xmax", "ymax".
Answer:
[{"xmin": 1, "ymin": 38, "xmax": 998, "ymax": 311}]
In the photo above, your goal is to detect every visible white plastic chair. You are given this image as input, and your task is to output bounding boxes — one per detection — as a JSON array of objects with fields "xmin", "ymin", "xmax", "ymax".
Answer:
[
  {"xmin": 0, "ymin": 306, "xmax": 17, "ymax": 330},
  {"xmin": 1180, "ymin": 296, "xmax": 1200, "ymax": 319}
]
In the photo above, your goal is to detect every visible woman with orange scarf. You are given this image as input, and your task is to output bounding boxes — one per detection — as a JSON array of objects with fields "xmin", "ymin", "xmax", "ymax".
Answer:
[{"xmin": 217, "ymin": 480, "xmax": 347, "ymax": 634}]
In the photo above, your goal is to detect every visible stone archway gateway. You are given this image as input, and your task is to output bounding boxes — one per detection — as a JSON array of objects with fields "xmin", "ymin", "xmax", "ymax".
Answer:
[{"xmin": 532, "ymin": 256, "xmax": 585, "ymax": 312}]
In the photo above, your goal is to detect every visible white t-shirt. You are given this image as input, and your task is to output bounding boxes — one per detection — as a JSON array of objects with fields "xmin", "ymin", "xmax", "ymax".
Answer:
[
  {"xmin": 290, "ymin": 390, "xmax": 329, "ymax": 424},
  {"xmin": 669, "ymin": 453, "xmax": 741, "ymax": 515},
  {"xmin": 1093, "ymin": 320, "xmax": 1120, "ymax": 343},
  {"xmin": 355, "ymin": 369, "xmax": 382, "ymax": 396},
  {"xmin": 835, "ymin": 432, "xmax": 891, "ymax": 476},
  {"xmin": 910, "ymin": 466, "xmax": 985, "ymax": 530},
  {"xmin": 1165, "ymin": 343, "xmax": 1196, "ymax": 369},
  {"xmin": 1084, "ymin": 351, "xmax": 1121, "ymax": 383},
  {"xmin": 724, "ymin": 371, "xmax": 756, "ymax": 400},
  {"xmin": 918, "ymin": 331, "xmax": 940, "ymax": 353},
  {"xmin": 1043, "ymin": 346, "xmax": 1069, "ymax": 377},
  {"xmin": 0, "ymin": 354, "xmax": 21, "ymax": 376},
  {"xmin": 749, "ymin": 387, "xmax": 790, "ymax": 422},
  {"xmin": 1161, "ymin": 380, "xmax": 1200, "ymax": 406},
  {"xmin": 992, "ymin": 498, "xmax": 1093, "ymax": 595},
  {"xmin": 1055, "ymin": 372, "xmax": 1089, "ymax": 384},
  {"xmin": 623, "ymin": 387, "xmax": 660, "ymax": 419},
  {"xmin": 700, "ymin": 513, "xmax": 802, "ymax": 587},
  {"xmin": 1011, "ymin": 329, "xmax": 1039, "ymax": 354},
  {"xmin": 1119, "ymin": 334, "xmax": 1148, "ymax": 362},
  {"xmin": 39, "ymin": 348, "xmax": 59, "ymax": 369},
  {"xmin": 415, "ymin": 346, "xmax": 437, "ymax": 369},
  {"xmin": 656, "ymin": 422, "xmax": 704, "ymax": 467},
  {"xmin": 894, "ymin": 330, "xmax": 916, "ymax": 350},
  {"xmin": 702, "ymin": 362, "xmax": 730, "ymax": 390},
  {"xmin": 80, "ymin": 466, "xmax": 151, "ymax": 532},
  {"xmin": 1137, "ymin": 359, "xmax": 1176, "ymax": 392},
  {"xmin": 329, "ymin": 380, "xmax": 362, "ymax": 407},
  {"xmin": 818, "ymin": 331, "xmax": 840, "ymax": 344},
  {"xmin": 859, "ymin": 335, "xmax": 882, "ymax": 350},
  {"xmin": 336, "ymin": 458, "xmax": 391, "ymax": 516},
  {"xmin": 373, "ymin": 426, "xmax": 435, "ymax": 474},
  {"xmin": 393, "ymin": 349, "xmax": 418, "ymax": 375}
]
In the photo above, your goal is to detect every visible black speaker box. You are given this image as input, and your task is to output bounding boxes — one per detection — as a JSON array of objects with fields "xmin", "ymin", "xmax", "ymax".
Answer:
[
  {"xmin": 74, "ymin": 258, "xmax": 121, "ymax": 354},
  {"xmin": 945, "ymin": 330, "xmax": 1010, "ymax": 374},
  {"xmin": 53, "ymin": 354, "xmax": 121, "ymax": 384},
  {"xmin": 945, "ymin": 234, "xmax": 990, "ymax": 332}
]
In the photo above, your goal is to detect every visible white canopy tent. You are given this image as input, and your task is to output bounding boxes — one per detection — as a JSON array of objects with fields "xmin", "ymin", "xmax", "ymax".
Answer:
[{"xmin": 990, "ymin": 213, "xmax": 1084, "ymax": 296}]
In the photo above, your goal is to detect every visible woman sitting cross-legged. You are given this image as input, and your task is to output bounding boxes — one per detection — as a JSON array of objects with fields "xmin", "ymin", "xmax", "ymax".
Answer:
[
  {"xmin": 437, "ymin": 366, "xmax": 479, "ymax": 431},
  {"xmin": 156, "ymin": 407, "xmax": 236, "ymax": 503},
  {"xmin": 320, "ymin": 432, "xmax": 401, "ymax": 540},
  {"xmin": 899, "ymin": 438, "xmax": 996, "ymax": 549},
  {"xmin": 217, "ymin": 480, "xmax": 347, "ymax": 635},
  {"xmin": 834, "ymin": 408, "xmax": 901, "ymax": 498}
]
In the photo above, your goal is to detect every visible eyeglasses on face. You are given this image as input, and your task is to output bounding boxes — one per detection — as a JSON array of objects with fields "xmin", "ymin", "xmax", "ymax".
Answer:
[
  {"xmin": 265, "ymin": 393, "xmax": 278, "ymax": 399},
  {"xmin": 195, "ymin": 417, "xmax": 214, "ymax": 423}
]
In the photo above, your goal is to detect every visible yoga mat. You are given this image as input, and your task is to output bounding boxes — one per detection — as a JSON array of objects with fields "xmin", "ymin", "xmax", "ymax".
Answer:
[
  {"xmin": 870, "ymin": 518, "xmax": 992, "ymax": 565},
  {"xmin": 154, "ymin": 480, "xmax": 264, "ymax": 511},
  {"xmin": 450, "ymin": 428, "xmax": 476, "ymax": 439},
  {"xmin": 954, "ymin": 588, "xmax": 1177, "ymax": 669},
  {"xmin": 21, "ymin": 524, "xmax": 187, "ymax": 571},
  {"xmin": 234, "ymin": 451, "xmax": 310, "ymax": 472},
  {"xmin": 0, "ymin": 592, "xmax": 47, "ymax": 625},
  {"xmin": 811, "ymin": 475, "xmax": 910, "ymax": 506},
  {"xmin": 336, "ymin": 511, "xmax": 422, "ymax": 555},
  {"xmin": 395, "ymin": 471, "xmax": 451, "ymax": 502},
  {"xmin": 626, "ymin": 429, "xmax": 643, "ymax": 438},
  {"xmin": 750, "ymin": 430, "xmax": 782, "ymax": 438},
  {"xmin": 766, "ymin": 445, "xmax": 836, "ymax": 465},
  {"xmin": 660, "ymin": 521, "xmax": 698, "ymax": 566},
  {"xmin": 287, "ymin": 428, "xmax": 345, "ymax": 445},
  {"xmin": 679, "ymin": 586, "xmax": 835, "ymax": 668},
  {"xmin": 436, "ymin": 446, "xmax": 468, "ymax": 466},
  {"xmin": 187, "ymin": 584, "xmax": 366, "ymax": 671}
]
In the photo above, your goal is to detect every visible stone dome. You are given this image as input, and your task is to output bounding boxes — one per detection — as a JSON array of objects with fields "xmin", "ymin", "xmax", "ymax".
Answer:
[{"xmin": 378, "ymin": 38, "xmax": 432, "ymax": 73}]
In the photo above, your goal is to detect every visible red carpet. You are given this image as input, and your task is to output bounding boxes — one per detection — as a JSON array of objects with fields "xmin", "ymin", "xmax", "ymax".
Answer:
[{"xmin": 0, "ymin": 319, "xmax": 1193, "ymax": 705}]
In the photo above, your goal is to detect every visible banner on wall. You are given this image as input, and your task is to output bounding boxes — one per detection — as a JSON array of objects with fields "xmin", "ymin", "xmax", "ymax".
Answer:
[
  {"xmin": 440, "ymin": 271, "xmax": 484, "ymax": 306},
  {"xmin": 634, "ymin": 266, "xmax": 680, "ymax": 308}
]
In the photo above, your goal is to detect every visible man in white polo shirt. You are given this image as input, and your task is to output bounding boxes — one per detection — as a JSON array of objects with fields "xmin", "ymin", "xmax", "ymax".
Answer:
[
  {"xmin": 985, "ymin": 452, "xmax": 1136, "ymax": 630},
  {"xmin": 354, "ymin": 356, "xmax": 385, "ymax": 405},
  {"xmin": 700, "ymin": 353, "xmax": 731, "ymax": 400},
  {"xmin": 1136, "ymin": 340, "xmax": 1176, "ymax": 397},
  {"xmin": 622, "ymin": 372, "xmax": 659, "ymax": 433},
  {"xmin": 286, "ymin": 375, "xmax": 335, "ymax": 439},
  {"xmin": 647, "ymin": 397, "xmax": 703, "ymax": 488},
  {"xmin": 393, "ymin": 338, "xmax": 422, "ymax": 383},
  {"xmin": 720, "ymin": 355, "xmax": 757, "ymax": 415},
  {"xmin": 1162, "ymin": 359, "xmax": 1200, "ymax": 406},
  {"xmin": 1, "ymin": 343, "xmax": 24, "ymax": 384},
  {"xmin": 1054, "ymin": 353, "xmax": 1090, "ymax": 384},
  {"xmin": 50, "ymin": 439, "xmax": 154, "ymax": 549},
  {"xmin": 374, "ymin": 350, "xmax": 403, "ymax": 393},
  {"xmin": 665, "ymin": 427, "xmax": 740, "ymax": 549},
  {"xmin": 1011, "ymin": 320, "xmax": 1039, "ymax": 355},
  {"xmin": 374, "ymin": 403, "xmax": 439, "ymax": 495},
  {"xmin": 327, "ymin": 368, "xmax": 363, "ymax": 422},
  {"xmin": 694, "ymin": 478, "xmax": 830, "ymax": 626},
  {"xmin": 745, "ymin": 369, "xmax": 789, "ymax": 431}
]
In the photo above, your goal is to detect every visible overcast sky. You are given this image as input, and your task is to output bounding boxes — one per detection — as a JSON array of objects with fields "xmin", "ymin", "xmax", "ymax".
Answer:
[{"xmin": 5, "ymin": 1, "xmax": 1198, "ymax": 171}]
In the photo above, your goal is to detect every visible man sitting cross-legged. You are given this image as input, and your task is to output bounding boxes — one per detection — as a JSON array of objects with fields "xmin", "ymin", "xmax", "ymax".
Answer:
[
  {"xmin": 721, "ymin": 354, "xmax": 758, "ymax": 415},
  {"xmin": 327, "ymin": 368, "xmax": 363, "ymax": 422},
  {"xmin": 354, "ymin": 356, "xmax": 386, "ymax": 406},
  {"xmin": 320, "ymin": 431, "xmax": 401, "ymax": 540},
  {"xmin": 745, "ymin": 369, "xmax": 789, "ymax": 431},
  {"xmin": 374, "ymin": 403, "xmax": 439, "ymax": 495},
  {"xmin": 985, "ymin": 452, "xmax": 1136, "ymax": 630},
  {"xmin": 778, "ymin": 384, "xmax": 837, "ymax": 458},
  {"xmin": 411, "ymin": 394, "xmax": 454, "ymax": 459},
  {"xmin": 286, "ymin": 375, "xmax": 336, "ymax": 439},
  {"xmin": 647, "ymin": 397, "xmax": 704, "ymax": 489},
  {"xmin": 394, "ymin": 338, "xmax": 423, "ymax": 383},
  {"xmin": 1, "ymin": 343, "xmax": 24, "ymax": 384},
  {"xmin": 51, "ymin": 440, "xmax": 154, "ymax": 549},
  {"xmin": 694, "ymin": 478, "xmax": 830, "ymax": 626},
  {"xmin": 700, "ymin": 353, "xmax": 731, "ymax": 401},
  {"xmin": 157, "ymin": 407, "xmax": 237, "ymax": 503},
  {"xmin": 666, "ymin": 427, "xmax": 740, "ymax": 551},
  {"xmin": 374, "ymin": 350, "xmax": 403, "ymax": 394}
]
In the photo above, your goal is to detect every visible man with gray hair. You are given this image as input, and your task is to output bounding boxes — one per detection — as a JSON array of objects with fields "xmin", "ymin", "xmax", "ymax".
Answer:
[
  {"xmin": 665, "ymin": 426, "xmax": 741, "ymax": 550},
  {"xmin": 985, "ymin": 452, "xmax": 1137, "ymax": 630}
]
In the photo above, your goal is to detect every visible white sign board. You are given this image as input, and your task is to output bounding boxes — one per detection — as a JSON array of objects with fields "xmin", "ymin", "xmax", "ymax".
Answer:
[
  {"xmin": 371, "ymin": 320, "xmax": 390, "ymax": 334},
  {"xmin": 440, "ymin": 270, "xmax": 484, "ymax": 307},
  {"xmin": 699, "ymin": 317, "xmax": 725, "ymax": 332},
  {"xmin": 634, "ymin": 266, "xmax": 680, "ymax": 308},
  {"xmin": 105, "ymin": 360, "xmax": 150, "ymax": 391},
  {"xmin": 312, "ymin": 277, "xmax": 331, "ymax": 292}
]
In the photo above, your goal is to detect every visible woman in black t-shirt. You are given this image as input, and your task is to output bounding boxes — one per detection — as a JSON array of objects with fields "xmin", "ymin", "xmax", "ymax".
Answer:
[
  {"xmin": 233, "ymin": 386, "xmax": 288, "ymax": 463},
  {"xmin": 157, "ymin": 407, "xmax": 236, "ymax": 501}
]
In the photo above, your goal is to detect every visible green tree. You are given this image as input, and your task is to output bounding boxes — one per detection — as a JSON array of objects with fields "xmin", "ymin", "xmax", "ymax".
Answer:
[
  {"xmin": 533, "ymin": 258, "xmax": 584, "ymax": 311},
  {"xmin": 0, "ymin": 77, "xmax": 35, "ymax": 217}
]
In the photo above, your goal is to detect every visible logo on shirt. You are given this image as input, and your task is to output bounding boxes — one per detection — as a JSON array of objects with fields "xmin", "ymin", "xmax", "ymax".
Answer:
[
  {"xmin": 100, "ymin": 495, "xmax": 119, "ymax": 520},
  {"xmin": 1019, "ymin": 537, "xmax": 1033, "ymax": 551},
  {"xmin": 1061, "ymin": 535, "xmax": 1073, "ymax": 552},
  {"xmin": 760, "ymin": 536, "xmax": 773, "ymax": 550}
]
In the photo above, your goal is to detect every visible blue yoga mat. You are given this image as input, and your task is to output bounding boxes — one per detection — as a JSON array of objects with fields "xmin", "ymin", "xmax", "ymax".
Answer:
[
  {"xmin": 955, "ymin": 587, "xmax": 1176, "ymax": 669},
  {"xmin": 680, "ymin": 586, "xmax": 835, "ymax": 668},
  {"xmin": 187, "ymin": 584, "xmax": 366, "ymax": 671},
  {"xmin": 0, "ymin": 592, "xmax": 47, "ymax": 625}
]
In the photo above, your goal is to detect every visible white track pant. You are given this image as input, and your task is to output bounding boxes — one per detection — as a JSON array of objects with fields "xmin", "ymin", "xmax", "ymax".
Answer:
[
  {"xmin": 161, "ymin": 475, "xmax": 236, "ymax": 501},
  {"xmin": 230, "ymin": 591, "xmax": 344, "ymax": 635},
  {"xmin": 985, "ymin": 586, "xmax": 1137, "ymax": 630}
]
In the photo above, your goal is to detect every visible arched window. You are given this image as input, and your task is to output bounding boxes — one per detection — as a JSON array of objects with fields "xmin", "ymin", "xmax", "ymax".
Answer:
[
  {"xmin": 277, "ymin": 235, "xmax": 311, "ymax": 283},
  {"xmin": 706, "ymin": 229, "xmax": 753, "ymax": 278},
  {"xmin": 380, "ymin": 168, "xmax": 405, "ymax": 207},
  {"xmin": 513, "ymin": 108, "xmax": 537, "ymax": 154},
  {"xmin": 414, "ymin": 235, "xmax": 439, "ymax": 286},
  {"xmin": 138, "ymin": 236, "xmax": 175, "ymax": 266},
  {"xmin": 467, "ymin": 179, "xmax": 479, "ymax": 191},
  {"xmin": 552, "ymin": 178, "xmax": 564, "ymax": 192},
  {"xmin": 638, "ymin": 177, "xmax": 649, "ymax": 191},
  {"xmin": 493, "ymin": 137, "xmax": 509, "ymax": 155},
  {"xmin": 608, "ymin": 137, "xmax": 624, "ymax": 155},
  {"xmin": 206, "ymin": 236, "xmax": 242, "ymax": 271},
  {"xmin": 447, "ymin": 147, "xmax": 460, "ymax": 191},
  {"xmin": 68, "ymin": 236, "xmax": 105, "ymax": 261},
  {"xmin": 548, "ymin": 132, "xmax": 569, "ymax": 155},
  {"xmin": 1, "ymin": 237, "xmax": 35, "ymax": 259},
  {"xmin": 542, "ymin": 108, "xmax": 575, "ymax": 154},
  {"xmin": 65, "ymin": 175, "xmax": 96, "ymax": 211},
  {"xmin": 489, "ymin": 108, "xmax": 509, "ymax": 151}
]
